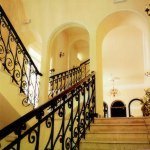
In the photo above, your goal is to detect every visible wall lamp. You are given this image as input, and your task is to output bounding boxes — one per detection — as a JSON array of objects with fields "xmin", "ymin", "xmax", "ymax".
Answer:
[
  {"xmin": 145, "ymin": 4, "xmax": 150, "ymax": 16},
  {"xmin": 59, "ymin": 52, "xmax": 65, "ymax": 58},
  {"xmin": 145, "ymin": 71, "xmax": 150, "ymax": 77}
]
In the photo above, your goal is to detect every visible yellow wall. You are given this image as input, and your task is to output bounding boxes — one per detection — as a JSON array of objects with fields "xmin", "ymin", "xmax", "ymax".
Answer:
[
  {"xmin": 0, "ymin": 0, "xmax": 149, "ymax": 116},
  {"xmin": 104, "ymin": 87, "xmax": 145, "ymax": 117},
  {"xmin": 52, "ymin": 31, "xmax": 69, "ymax": 73}
]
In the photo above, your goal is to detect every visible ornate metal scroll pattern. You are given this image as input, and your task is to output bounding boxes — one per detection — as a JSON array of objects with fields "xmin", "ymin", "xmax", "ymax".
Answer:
[
  {"xmin": 49, "ymin": 59, "xmax": 90, "ymax": 98},
  {"xmin": 1, "ymin": 72, "xmax": 95, "ymax": 150},
  {"xmin": 0, "ymin": 6, "xmax": 42, "ymax": 107}
]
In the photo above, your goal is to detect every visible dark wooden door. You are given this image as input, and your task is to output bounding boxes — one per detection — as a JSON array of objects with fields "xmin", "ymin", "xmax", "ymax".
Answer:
[{"xmin": 111, "ymin": 101, "xmax": 126, "ymax": 117}]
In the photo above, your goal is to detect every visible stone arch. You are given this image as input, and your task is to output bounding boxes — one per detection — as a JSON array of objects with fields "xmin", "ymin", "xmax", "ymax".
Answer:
[
  {"xmin": 96, "ymin": 10, "xmax": 150, "ymax": 116},
  {"xmin": 47, "ymin": 22, "xmax": 89, "ymax": 73},
  {"xmin": 128, "ymin": 98, "xmax": 143, "ymax": 117},
  {"xmin": 48, "ymin": 22, "xmax": 89, "ymax": 54}
]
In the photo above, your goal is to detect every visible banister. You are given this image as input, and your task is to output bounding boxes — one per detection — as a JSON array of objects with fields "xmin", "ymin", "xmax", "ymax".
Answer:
[
  {"xmin": 0, "ymin": 72, "xmax": 94, "ymax": 140},
  {"xmin": 0, "ymin": 72, "xmax": 96, "ymax": 149},
  {"xmin": 50, "ymin": 59, "xmax": 90, "ymax": 78},
  {"xmin": 79, "ymin": 58, "xmax": 90, "ymax": 66},
  {"xmin": 0, "ymin": 5, "xmax": 42, "ymax": 107},
  {"xmin": 0, "ymin": 5, "xmax": 42, "ymax": 76},
  {"xmin": 48, "ymin": 59, "xmax": 90, "ymax": 97}
]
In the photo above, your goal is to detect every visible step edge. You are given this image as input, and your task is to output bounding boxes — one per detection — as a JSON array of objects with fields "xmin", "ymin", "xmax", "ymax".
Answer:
[
  {"xmin": 91, "ymin": 124, "xmax": 147, "ymax": 126},
  {"xmin": 86, "ymin": 132, "xmax": 148, "ymax": 134},
  {"xmin": 80, "ymin": 141, "xmax": 150, "ymax": 144}
]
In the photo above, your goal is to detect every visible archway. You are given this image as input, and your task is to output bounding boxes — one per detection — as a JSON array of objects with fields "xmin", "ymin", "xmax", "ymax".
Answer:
[
  {"xmin": 128, "ymin": 99, "xmax": 143, "ymax": 117},
  {"xmin": 111, "ymin": 100, "xmax": 126, "ymax": 117},
  {"xmin": 96, "ymin": 10, "xmax": 149, "ymax": 116},
  {"xmin": 48, "ymin": 24, "xmax": 89, "ymax": 74}
]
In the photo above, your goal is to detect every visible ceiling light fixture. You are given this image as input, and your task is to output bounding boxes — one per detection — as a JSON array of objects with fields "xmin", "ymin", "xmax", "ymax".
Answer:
[{"xmin": 109, "ymin": 77, "xmax": 120, "ymax": 98}]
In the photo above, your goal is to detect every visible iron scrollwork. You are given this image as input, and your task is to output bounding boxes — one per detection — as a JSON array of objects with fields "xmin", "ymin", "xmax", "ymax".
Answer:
[
  {"xmin": 0, "ymin": 72, "xmax": 95, "ymax": 150},
  {"xmin": 48, "ymin": 59, "xmax": 90, "ymax": 98},
  {"xmin": 0, "ymin": 6, "xmax": 42, "ymax": 107}
]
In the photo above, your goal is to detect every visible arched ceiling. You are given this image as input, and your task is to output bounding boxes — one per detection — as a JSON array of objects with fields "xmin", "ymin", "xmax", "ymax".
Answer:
[
  {"xmin": 103, "ymin": 25, "xmax": 144, "ymax": 87},
  {"xmin": 99, "ymin": 11, "xmax": 147, "ymax": 89},
  {"xmin": 63, "ymin": 27, "xmax": 89, "ymax": 47},
  {"xmin": 51, "ymin": 26, "xmax": 89, "ymax": 57}
]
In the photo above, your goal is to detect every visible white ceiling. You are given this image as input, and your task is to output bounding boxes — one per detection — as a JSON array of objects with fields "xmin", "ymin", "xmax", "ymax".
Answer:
[{"xmin": 102, "ymin": 25, "xmax": 144, "ymax": 88}]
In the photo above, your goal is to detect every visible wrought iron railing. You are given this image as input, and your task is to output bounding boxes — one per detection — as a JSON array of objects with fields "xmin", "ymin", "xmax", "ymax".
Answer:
[
  {"xmin": 48, "ymin": 59, "xmax": 90, "ymax": 98},
  {"xmin": 0, "ymin": 72, "xmax": 96, "ymax": 150},
  {"xmin": 0, "ymin": 6, "xmax": 42, "ymax": 107}
]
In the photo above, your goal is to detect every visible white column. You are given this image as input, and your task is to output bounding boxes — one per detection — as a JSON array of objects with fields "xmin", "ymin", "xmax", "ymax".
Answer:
[
  {"xmin": 89, "ymin": 30, "xmax": 104, "ymax": 117},
  {"xmin": 38, "ymin": 42, "xmax": 50, "ymax": 105},
  {"xmin": 143, "ymin": 27, "xmax": 150, "ymax": 88}
]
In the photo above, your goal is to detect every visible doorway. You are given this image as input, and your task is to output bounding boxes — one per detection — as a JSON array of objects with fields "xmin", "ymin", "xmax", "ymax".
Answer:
[
  {"xmin": 111, "ymin": 100, "xmax": 126, "ymax": 117},
  {"xmin": 103, "ymin": 102, "xmax": 108, "ymax": 118},
  {"xmin": 128, "ymin": 99, "xmax": 143, "ymax": 117}
]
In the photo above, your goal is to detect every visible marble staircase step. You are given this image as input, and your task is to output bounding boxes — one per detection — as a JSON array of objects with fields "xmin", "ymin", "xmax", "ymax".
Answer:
[
  {"xmin": 80, "ymin": 141, "xmax": 150, "ymax": 150},
  {"xmin": 94, "ymin": 117, "xmax": 145, "ymax": 124},
  {"xmin": 89, "ymin": 124, "xmax": 147, "ymax": 133},
  {"xmin": 85, "ymin": 132, "xmax": 149, "ymax": 142},
  {"xmin": 80, "ymin": 117, "xmax": 150, "ymax": 150}
]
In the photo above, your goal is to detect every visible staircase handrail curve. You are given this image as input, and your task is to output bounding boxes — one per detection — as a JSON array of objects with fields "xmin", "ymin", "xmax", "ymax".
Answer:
[
  {"xmin": 0, "ymin": 72, "xmax": 96, "ymax": 150},
  {"xmin": 0, "ymin": 5, "xmax": 42, "ymax": 107},
  {"xmin": 0, "ymin": 71, "xmax": 94, "ymax": 139},
  {"xmin": 0, "ymin": 6, "xmax": 42, "ymax": 76},
  {"xmin": 50, "ymin": 59, "xmax": 90, "ymax": 79},
  {"xmin": 80, "ymin": 58, "xmax": 90, "ymax": 66},
  {"xmin": 48, "ymin": 59, "xmax": 90, "ymax": 97},
  {"xmin": 50, "ymin": 66, "xmax": 80, "ymax": 79}
]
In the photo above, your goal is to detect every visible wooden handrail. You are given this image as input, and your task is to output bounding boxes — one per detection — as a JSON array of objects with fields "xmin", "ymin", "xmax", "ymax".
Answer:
[
  {"xmin": 0, "ymin": 72, "xmax": 95, "ymax": 140},
  {"xmin": 50, "ymin": 59, "xmax": 90, "ymax": 78}
]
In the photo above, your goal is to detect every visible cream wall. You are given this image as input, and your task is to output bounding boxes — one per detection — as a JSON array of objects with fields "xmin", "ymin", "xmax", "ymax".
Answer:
[
  {"xmin": 69, "ymin": 46, "xmax": 80, "ymax": 69},
  {"xmin": 102, "ymin": 15, "xmax": 146, "ymax": 117},
  {"xmin": 0, "ymin": 70, "xmax": 32, "ymax": 128},
  {"xmin": 69, "ymin": 40, "xmax": 89, "ymax": 69},
  {"xmin": 50, "ymin": 27, "xmax": 89, "ymax": 73},
  {"xmin": 0, "ymin": 0, "xmax": 150, "ymax": 116},
  {"xmin": 52, "ymin": 31, "xmax": 69, "ymax": 74},
  {"xmin": 104, "ymin": 87, "xmax": 145, "ymax": 117}
]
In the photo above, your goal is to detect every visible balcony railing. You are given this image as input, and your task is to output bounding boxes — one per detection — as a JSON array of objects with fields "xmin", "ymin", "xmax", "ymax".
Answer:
[
  {"xmin": 0, "ymin": 72, "xmax": 96, "ymax": 150},
  {"xmin": 48, "ymin": 59, "xmax": 90, "ymax": 98},
  {"xmin": 0, "ymin": 6, "xmax": 42, "ymax": 107}
]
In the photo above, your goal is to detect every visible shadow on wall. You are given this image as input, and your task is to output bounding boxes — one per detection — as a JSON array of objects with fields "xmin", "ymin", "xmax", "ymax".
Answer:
[{"xmin": 0, "ymin": 93, "xmax": 20, "ymax": 129}]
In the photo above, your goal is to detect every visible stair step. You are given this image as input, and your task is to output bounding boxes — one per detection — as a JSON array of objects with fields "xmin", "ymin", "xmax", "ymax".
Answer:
[
  {"xmin": 80, "ymin": 142, "xmax": 150, "ymax": 150},
  {"xmin": 87, "ymin": 130, "xmax": 148, "ymax": 134},
  {"xmin": 94, "ymin": 117, "xmax": 145, "ymax": 124},
  {"xmin": 89, "ymin": 124, "xmax": 147, "ymax": 132},
  {"xmin": 85, "ymin": 133, "xmax": 149, "ymax": 142},
  {"xmin": 91, "ymin": 123, "xmax": 146, "ymax": 126},
  {"xmin": 81, "ymin": 118, "xmax": 150, "ymax": 150},
  {"xmin": 81, "ymin": 140, "xmax": 150, "ymax": 144}
]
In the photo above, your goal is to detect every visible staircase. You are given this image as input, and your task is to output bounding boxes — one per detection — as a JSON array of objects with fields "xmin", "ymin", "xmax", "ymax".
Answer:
[
  {"xmin": 80, "ymin": 117, "xmax": 150, "ymax": 150},
  {"xmin": 0, "ymin": 67, "xmax": 32, "ymax": 129},
  {"xmin": 0, "ymin": 5, "xmax": 42, "ymax": 129}
]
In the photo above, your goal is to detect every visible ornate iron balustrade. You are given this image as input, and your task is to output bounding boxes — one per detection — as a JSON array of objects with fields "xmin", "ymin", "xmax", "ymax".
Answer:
[
  {"xmin": 0, "ymin": 6, "xmax": 42, "ymax": 107},
  {"xmin": 49, "ymin": 59, "xmax": 90, "ymax": 98},
  {"xmin": 0, "ymin": 72, "xmax": 96, "ymax": 150}
]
